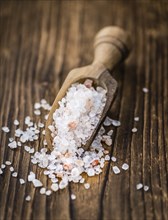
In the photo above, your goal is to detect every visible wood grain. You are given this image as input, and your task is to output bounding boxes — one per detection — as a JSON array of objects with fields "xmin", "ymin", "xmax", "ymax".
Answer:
[{"xmin": 0, "ymin": 1, "xmax": 167, "ymax": 220}]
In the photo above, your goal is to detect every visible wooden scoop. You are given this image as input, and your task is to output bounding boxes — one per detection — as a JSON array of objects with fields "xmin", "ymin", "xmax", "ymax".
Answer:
[{"xmin": 45, "ymin": 26, "xmax": 131, "ymax": 151}]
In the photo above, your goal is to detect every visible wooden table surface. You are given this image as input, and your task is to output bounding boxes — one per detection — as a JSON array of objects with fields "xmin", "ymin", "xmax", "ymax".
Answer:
[{"xmin": 0, "ymin": 1, "xmax": 168, "ymax": 220}]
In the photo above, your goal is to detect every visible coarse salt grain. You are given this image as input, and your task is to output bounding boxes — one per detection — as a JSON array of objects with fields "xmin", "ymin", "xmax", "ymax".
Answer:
[
  {"xmin": 34, "ymin": 103, "xmax": 41, "ymax": 109},
  {"xmin": 132, "ymin": 128, "xmax": 137, "ymax": 133},
  {"xmin": 122, "ymin": 163, "xmax": 129, "ymax": 170},
  {"xmin": 51, "ymin": 183, "xmax": 59, "ymax": 192},
  {"xmin": 0, "ymin": 168, "xmax": 3, "ymax": 174},
  {"xmin": 8, "ymin": 141, "xmax": 17, "ymax": 149},
  {"xmin": 1, "ymin": 164, "xmax": 6, "ymax": 169},
  {"xmin": 144, "ymin": 185, "xmax": 149, "ymax": 191},
  {"xmin": 19, "ymin": 178, "xmax": 25, "ymax": 185},
  {"xmin": 32, "ymin": 179, "xmax": 43, "ymax": 187},
  {"xmin": 142, "ymin": 88, "xmax": 149, "ymax": 93},
  {"xmin": 40, "ymin": 187, "xmax": 46, "ymax": 194},
  {"xmin": 34, "ymin": 110, "xmax": 41, "ymax": 115},
  {"xmin": 112, "ymin": 166, "xmax": 120, "ymax": 174},
  {"xmin": 12, "ymin": 172, "xmax": 18, "ymax": 177},
  {"xmin": 134, "ymin": 117, "xmax": 139, "ymax": 121},
  {"xmin": 71, "ymin": 194, "xmax": 76, "ymax": 200},
  {"xmin": 84, "ymin": 183, "xmax": 90, "ymax": 189},
  {"xmin": 46, "ymin": 190, "xmax": 52, "ymax": 196},
  {"xmin": 14, "ymin": 120, "xmax": 19, "ymax": 126},
  {"xmin": 136, "ymin": 183, "xmax": 143, "ymax": 190},
  {"xmin": 112, "ymin": 120, "xmax": 121, "ymax": 127},
  {"xmin": 28, "ymin": 171, "xmax": 35, "ymax": 182},
  {"xmin": 25, "ymin": 195, "xmax": 31, "ymax": 201},
  {"xmin": 105, "ymin": 155, "xmax": 110, "ymax": 161},
  {"xmin": 10, "ymin": 167, "xmax": 14, "ymax": 172},
  {"xmin": 2, "ymin": 127, "xmax": 10, "ymax": 133},
  {"xmin": 5, "ymin": 161, "xmax": 12, "ymax": 165},
  {"xmin": 111, "ymin": 156, "xmax": 117, "ymax": 162}
]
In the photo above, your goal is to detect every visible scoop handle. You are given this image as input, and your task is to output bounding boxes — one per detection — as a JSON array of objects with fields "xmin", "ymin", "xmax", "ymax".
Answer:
[{"xmin": 93, "ymin": 26, "xmax": 132, "ymax": 71}]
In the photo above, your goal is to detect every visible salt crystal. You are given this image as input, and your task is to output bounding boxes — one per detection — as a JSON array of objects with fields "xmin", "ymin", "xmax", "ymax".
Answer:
[
  {"xmin": 84, "ymin": 183, "xmax": 90, "ymax": 189},
  {"xmin": 142, "ymin": 88, "xmax": 149, "ymax": 93},
  {"xmin": 112, "ymin": 166, "xmax": 120, "ymax": 174},
  {"xmin": 40, "ymin": 187, "xmax": 46, "ymax": 194},
  {"xmin": 132, "ymin": 128, "xmax": 137, "ymax": 133},
  {"xmin": 24, "ymin": 145, "xmax": 30, "ymax": 152},
  {"xmin": 14, "ymin": 120, "xmax": 19, "ymax": 126},
  {"xmin": 2, "ymin": 126, "xmax": 10, "ymax": 133},
  {"xmin": 12, "ymin": 172, "xmax": 18, "ymax": 177},
  {"xmin": 107, "ymin": 130, "xmax": 113, "ymax": 136},
  {"xmin": 9, "ymin": 137, "xmax": 14, "ymax": 142},
  {"xmin": 51, "ymin": 183, "xmax": 59, "ymax": 192},
  {"xmin": 10, "ymin": 167, "xmax": 14, "ymax": 172},
  {"xmin": 8, "ymin": 141, "xmax": 17, "ymax": 149},
  {"xmin": 38, "ymin": 122, "xmax": 44, "ymax": 128},
  {"xmin": 25, "ymin": 195, "xmax": 31, "ymax": 201},
  {"xmin": 28, "ymin": 171, "xmax": 35, "ymax": 182},
  {"xmin": 34, "ymin": 103, "xmax": 41, "ymax": 109},
  {"xmin": 0, "ymin": 168, "xmax": 3, "ymax": 174},
  {"xmin": 46, "ymin": 190, "xmax": 52, "ymax": 196},
  {"xmin": 71, "ymin": 168, "xmax": 80, "ymax": 177},
  {"xmin": 19, "ymin": 178, "xmax": 25, "ymax": 184},
  {"xmin": 122, "ymin": 163, "xmax": 129, "ymax": 170},
  {"xmin": 17, "ymin": 141, "xmax": 21, "ymax": 146},
  {"xmin": 103, "ymin": 117, "xmax": 112, "ymax": 126},
  {"xmin": 144, "ymin": 185, "xmax": 149, "ymax": 191},
  {"xmin": 136, "ymin": 183, "xmax": 143, "ymax": 190},
  {"xmin": 112, "ymin": 120, "xmax": 121, "ymax": 127},
  {"xmin": 34, "ymin": 110, "xmax": 41, "ymax": 115},
  {"xmin": 71, "ymin": 194, "xmax": 76, "ymax": 200},
  {"xmin": 105, "ymin": 138, "xmax": 112, "ymax": 146},
  {"xmin": 134, "ymin": 117, "xmax": 139, "ymax": 121},
  {"xmin": 5, "ymin": 161, "xmax": 12, "ymax": 165},
  {"xmin": 105, "ymin": 155, "xmax": 110, "ymax": 161},
  {"xmin": 29, "ymin": 148, "xmax": 35, "ymax": 154},
  {"xmin": 1, "ymin": 164, "xmax": 6, "ymax": 169},
  {"xmin": 111, "ymin": 156, "xmax": 117, "ymax": 162},
  {"xmin": 87, "ymin": 168, "xmax": 95, "ymax": 176},
  {"xmin": 32, "ymin": 179, "xmax": 43, "ymax": 187}
]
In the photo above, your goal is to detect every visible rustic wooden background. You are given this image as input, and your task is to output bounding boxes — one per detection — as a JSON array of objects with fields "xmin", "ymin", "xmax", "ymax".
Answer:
[{"xmin": 0, "ymin": 1, "xmax": 168, "ymax": 220}]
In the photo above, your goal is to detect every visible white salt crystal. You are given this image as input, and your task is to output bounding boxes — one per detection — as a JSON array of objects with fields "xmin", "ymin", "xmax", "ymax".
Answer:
[
  {"xmin": 10, "ymin": 167, "xmax": 14, "ymax": 172},
  {"xmin": 134, "ymin": 117, "xmax": 139, "ymax": 121},
  {"xmin": 144, "ymin": 185, "xmax": 149, "ymax": 191},
  {"xmin": 107, "ymin": 130, "xmax": 113, "ymax": 136},
  {"xmin": 105, "ymin": 138, "xmax": 112, "ymax": 146},
  {"xmin": 12, "ymin": 172, "xmax": 18, "ymax": 177},
  {"xmin": 28, "ymin": 172, "xmax": 35, "ymax": 182},
  {"xmin": 5, "ymin": 161, "xmax": 12, "ymax": 165},
  {"xmin": 71, "ymin": 168, "xmax": 80, "ymax": 177},
  {"xmin": 103, "ymin": 117, "xmax": 112, "ymax": 126},
  {"xmin": 59, "ymin": 180, "xmax": 68, "ymax": 189},
  {"xmin": 9, "ymin": 137, "xmax": 14, "ymax": 142},
  {"xmin": 25, "ymin": 195, "xmax": 31, "ymax": 201},
  {"xmin": 132, "ymin": 128, "xmax": 137, "ymax": 133},
  {"xmin": 111, "ymin": 156, "xmax": 117, "ymax": 162},
  {"xmin": 14, "ymin": 120, "xmax": 19, "ymax": 126},
  {"xmin": 38, "ymin": 122, "xmax": 44, "ymax": 128},
  {"xmin": 8, "ymin": 141, "xmax": 17, "ymax": 149},
  {"xmin": 142, "ymin": 88, "xmax": 149, "ymax": 93},
  {"xmin": 136, "ymin": 183, "xmax": 143, "ymax": 190},
  {"xmin": 105, "ymin": 155, "xmax": 110, "ymax": 161},
  {"xmin": 84, "ymin": 183, "xmax": 90, "ymax": 189},
  {"xmin": 80, "ymin": 178, "xmax": 85, "ymax": 183},
  {"xmin": 19, "ymin": 178, "xmax": 25, "ymax": 184},
  {"xmin": 51, "ymin": 183, "xmax": 59, "ymax": 192},
  {"xmin": 46, "ymin": 190, "xmax": 52, "ymax": 196},
  {"xmin": 122, "ymin": 163, "xmax": 129, "ymax": 170},
  {"xmin": 87, "ymin": 168, "xmax": 95, "ymax": 177},
  {"xmin": 112, "ymin": 166, "xmax": 120, "ymax": 174},
  {"xmin": 34, "ymin": 103, "xmax": 41, "ymax": 109},
  {"xmin": 32, "ymin": 179, "xmax": 43, "ymax": 187},
  {"xmin": 71, "ymin": 194, "xmax": 76, "ymax": 200},
  {"xmin": 17, "ymin": 141, "xmax": 21, "ymax": 146},
  {"xmin": 112, "ymin": 120, "xmax": 121, "ymax": 127},
  {"xmin": 2, "ymin": 126, "xmax": 10, "ymax": 133},
  {"xmin": 1, "ymin": 164, "xmax": 6, "ymax": 169},
  {"xmin": 42, "ymin": 130, "xmax": 45, "ymax": 135},
  {"xmin": 0, "ymin": 168, "xmax": 3, "ymax": 174},
  {"xmin": 40, "ymin": 187, "xmax": 46, "ymax": 194},
  {"xmin": 34, "ymin": 110, "xmax": 41, "ymax": 115},
  {"xmin": 24, "ymin": 145, "xmax": 30, "ymax": 152}
]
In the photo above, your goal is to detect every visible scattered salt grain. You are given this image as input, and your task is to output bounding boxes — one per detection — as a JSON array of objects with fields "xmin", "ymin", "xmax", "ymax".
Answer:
[
  {"xmin": 142, "ymin": 88, "xmax": 149, "ymax": 93},
  {"xmin": 87, "ymin": 168, "xmax": 95, "ymax": 176},
  {"xmin": 19, "ymin": 178, "xmax": 25, "ymax": 185},
  {"xmin": 12, "ymin": 172, "xmax": 18, "ymax": 177},
  {"xmin": 84, "ymin": 183, "xmax": 90, "ymax": 189},
  {"xmin": 28, "ymin": 171, "xmax": 35, "ymax": 182},
  {"xmin": 103, "ymin": 117, "xmax": 112, "ymax": 126},
  {"xmin": 46, "ymin": 190, "xmax": 52, "ymax": 196},
  {"xmin": 71, "ymin": 194, "xmax": 76, "ymax": 200},
  {"xmin": 17, "ymin": 141, "xmax": 21, "ymax": 146},
  {"xmin": 14, "ymin": 120, "xmax": 19, "ymax": 126},
  {"xmin": 112, "ymin": 120, "xmax": 121, "ymax": 127},
  {"xmin": 105, "ymin": 155, "xmax": 110, "ymax": 161},
  {"xmin": 8, "ymin": 141, "xmax": 17, "ymax": 149},
  {"xmin": 24, "ymin": 145, "xmax": 30, "ymax": 152},
  {"xmin": 132, "ymin": 128, "xmax": 137, "ymax": 133},
  {"xmin": 34, "ymin": 110, "xmax": 41, "ymax": 115},
  {"xmin": 40, "ymin": 187, "xmax": 46, "ymax": 194},
  {"xmin": 111, "ymin": 156, "xmax": 117, "ymax": 162},
  {"xmin": 10, "ymin": 167, "xmax": 14, "ymax": 172},
  {"xmin": 107, "ymin": 130, "xmax": 113, "ymax": 136},
  {"xmin": 32, "ymin": 179, "xmax": 43, "ymax": 187},
  {"xmin": 25, "ymin": 195, "xmax": 31, "ymax": 201},
  {"xmin": 144, "ymin": 185, "xmax": 149, "ymax": 191},
  {"xmin": 0, "ymin": 168, "xmax": 3, "ymax": 174},
  {"xmin": 51, "ymin": 183, "xmax": 59, "ymax": 192},
  {"xmin": 5, "ymin": 161, "xmax": 12, "ymax": 165},
  {"xmin": 34, "ymin": 103, "xmax": 41, "ymax": 109},
  {"xmin": 122, "ymin": 163, "xmax": 129, "ymax": 170},
  {"xmin": 136, "ymin": 183, "xmax": 143, "ymax": 190},
  {"xmin": 2, "ymin": 126, "xmax": 10, "ymax": 133},
  {"xmin": 112, "ymin": 166, "xmax": 120, "ymax": 174},
  {"xmin": 9, "ymin": 137, "xmax": 14, "ymax": 142},
  {"xmin": 1, "ymin": 164, "xmax": 6, "ymax": 169},
  {"xmin": 134, "ymin": 117, "xmax": 139, "ymax": 122}
]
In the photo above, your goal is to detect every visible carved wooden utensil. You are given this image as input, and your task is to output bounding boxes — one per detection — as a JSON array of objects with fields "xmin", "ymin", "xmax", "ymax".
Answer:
[{"xmin": 45, "ymin": 26, "xmax": 132, "ymax": 151}]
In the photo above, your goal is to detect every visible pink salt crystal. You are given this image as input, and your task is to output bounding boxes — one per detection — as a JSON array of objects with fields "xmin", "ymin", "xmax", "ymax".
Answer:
[
  {"xmin": 84, "ymin": 79, "xmax": 93, "ymax": 88},
  {"xmin": 91, "ymin": 159, "xmax": 99, "ymax": 166},
  {"xmin": 68, "ymin": 121, "xmax": 77, "ymax": 130}
]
